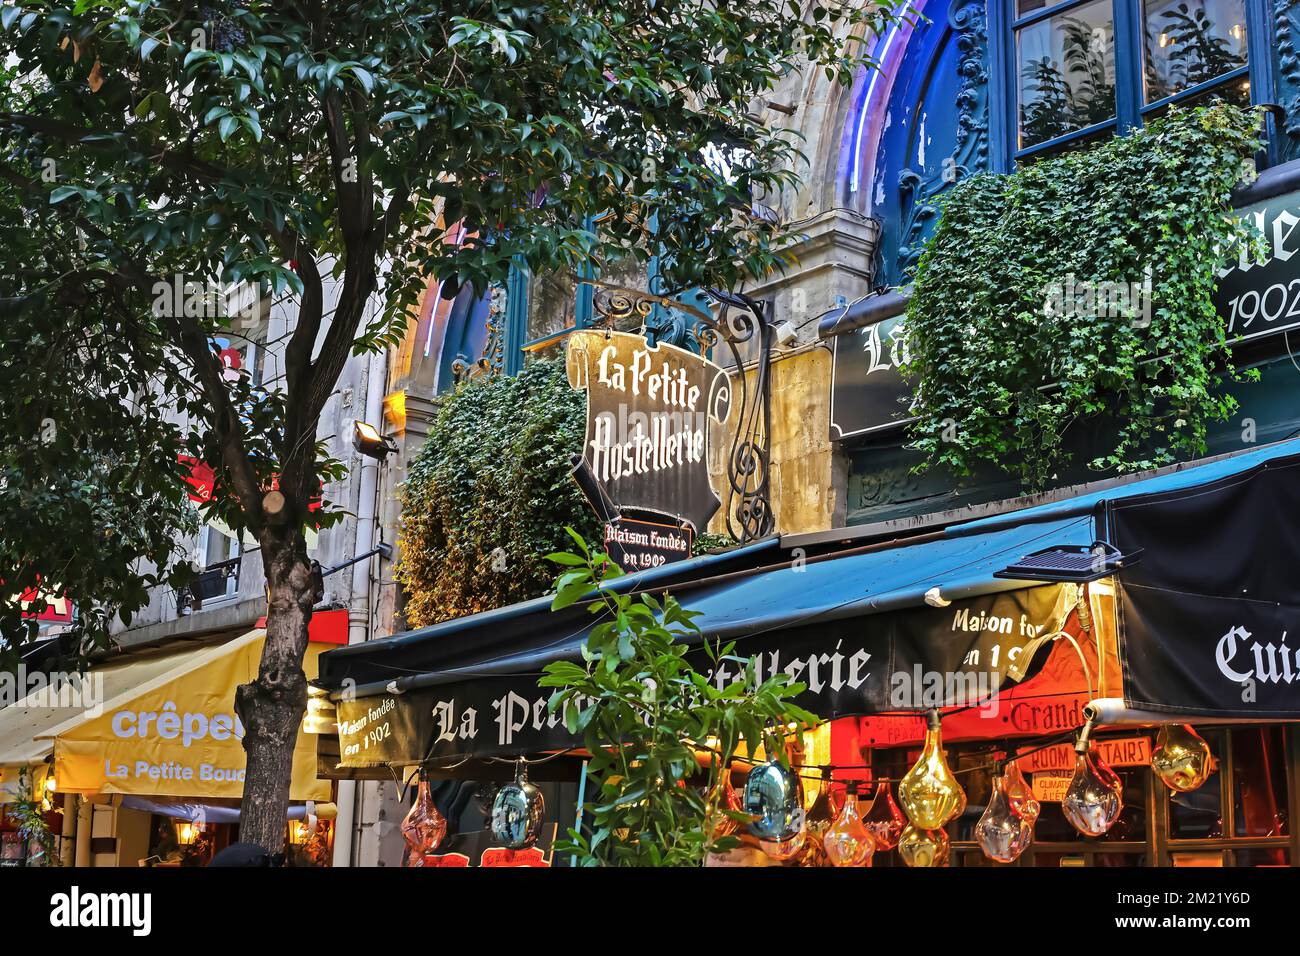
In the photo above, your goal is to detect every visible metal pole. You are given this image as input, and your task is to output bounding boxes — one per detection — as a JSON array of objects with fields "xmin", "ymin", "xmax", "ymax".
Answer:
[{"xmin": 571, "ymin": 759, "xmax": 588, "ymax": 867}]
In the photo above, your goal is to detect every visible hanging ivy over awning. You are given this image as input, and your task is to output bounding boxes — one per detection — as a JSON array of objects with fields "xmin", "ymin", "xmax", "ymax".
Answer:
[{"xmin": 902, "ymin": 102, "xmax": 1266, "ymax": 489}]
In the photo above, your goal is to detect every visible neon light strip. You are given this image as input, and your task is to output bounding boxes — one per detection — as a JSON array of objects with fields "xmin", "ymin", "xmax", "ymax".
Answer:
[
  {"xmin": 423, "ymin": 222, "xmax": 468, "ymax": 357},
  {"xmin": 849, "ymin": 20, "xmax": 901, "ymax": 195}
]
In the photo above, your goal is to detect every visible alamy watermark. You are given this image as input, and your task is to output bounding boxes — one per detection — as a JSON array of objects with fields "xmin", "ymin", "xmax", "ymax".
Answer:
[
  {"xmin": 889, "ymin": 665, "xmax": 1001, "ymax": 717},
  {"xmin": 1043, "ymin": 268, "xmax": 1153, "ymax": 328},
  {"xmin": 151, "ymin": 274, "xmax": 263, "ymax": 325},
  {"xmin": 0, "ymin": 667, "xmax": 104, "ymax": 717}
]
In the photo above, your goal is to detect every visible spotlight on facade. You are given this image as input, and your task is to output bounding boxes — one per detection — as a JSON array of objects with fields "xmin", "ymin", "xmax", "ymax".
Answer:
[
  {"xmin": 994, "ymin": 541, "xmax": 1142, "ymax": 584},
  {"xmin": 352, "ymin": 420, "xmax": 397, "ymax": 460}
]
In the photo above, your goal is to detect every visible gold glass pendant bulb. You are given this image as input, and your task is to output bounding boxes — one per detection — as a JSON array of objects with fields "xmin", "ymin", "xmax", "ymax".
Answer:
[
  {"xmin": 974, "ymin": 766, "xmax": 1037, "ymax": 863},
  {"xmin": 898, "ymin": 710, "xmax": 966, "ymax": 830},
  {"xmin": 898, "ymin": 824, "xmax": 950, "ymax": 867},
  {"xmin": 823, "ymin": 782, "xmax": 875, "ymax": 867},
  {"xmin": 1062, "ymin": 723, "xmax": 1124, "ymax": 837},
  {"xmin": 863, "ymin": 782, "xmax": 907, "ymax": 850},
  {"xmin": 1151, "ymin": 724, "xmax": 1214, "ymax": 793}
]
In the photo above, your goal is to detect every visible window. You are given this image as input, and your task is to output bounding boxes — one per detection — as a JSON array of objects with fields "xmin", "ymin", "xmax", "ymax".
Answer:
[
  {"xmin": 1143, "ymin": 0, "xmax": 1248, "ymax": 105},
  {"xmin": 197, "ymin": 525, "xmax": 241, "ymax": 603},
  {"xmin": 1017, "ymin": 0, "xmax": 1117, "ymax": 150},
  {"xmin": 1004, "ymin": 0, "xmax": 1258, "ymax": 161}
]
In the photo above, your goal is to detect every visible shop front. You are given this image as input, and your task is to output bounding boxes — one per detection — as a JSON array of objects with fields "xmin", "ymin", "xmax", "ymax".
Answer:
[
  {"xmin": 316, "ymin": 437, "xmax": 1300, "ymax": 866},
  {"xmin": 0, "ymin": 622, "xmax": 336, "ymax": 867}
]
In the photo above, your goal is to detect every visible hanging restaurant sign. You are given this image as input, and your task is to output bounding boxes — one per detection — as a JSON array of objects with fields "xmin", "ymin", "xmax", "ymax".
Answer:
[
  {"xmin": 330, "ymin": 583, "xmax": 1075, "ymax": 767},
  {"xmin": 566, "ymin": 329, "xmax": 731, "ymax": 532},
  {"xmin": 603, "ymin": 516, "xmax": 693, "ymax": 572},
  {"xmin": 829, "ymin": 314, "xmax": 912, "ymax": 441}
]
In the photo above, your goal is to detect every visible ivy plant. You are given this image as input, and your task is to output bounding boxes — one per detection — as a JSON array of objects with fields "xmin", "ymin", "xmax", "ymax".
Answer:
[
  {"xmin": 902, "ymin": 102, "xmax": 1266, "ymax": 488},
  {"xmin": 395, "ymin": 360, "xmax": 601, "ymax": 626},
  {"xmin": 539, "ymin": 530, "xmax": 817, "ymax": 867}
]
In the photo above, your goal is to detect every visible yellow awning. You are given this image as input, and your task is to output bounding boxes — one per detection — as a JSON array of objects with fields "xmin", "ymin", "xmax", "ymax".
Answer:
[
  {"xmin": 37, "ymin": 629, "xmax": 329, "ymax": 802},
  {"xmin": 0, "ymin": 641, "xmax": 219, "ymax": 799}
]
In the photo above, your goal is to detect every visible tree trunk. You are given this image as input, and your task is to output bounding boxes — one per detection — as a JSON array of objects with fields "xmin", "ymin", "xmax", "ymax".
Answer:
[{"xmin": 236, "ymin": 527, "xmax": 322, "ymax": 854}]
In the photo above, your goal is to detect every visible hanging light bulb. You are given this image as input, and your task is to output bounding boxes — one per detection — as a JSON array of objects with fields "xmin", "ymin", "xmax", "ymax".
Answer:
[
  {"xmin": 789, "ymin": 769, "xmax": 839, "ymax": 866},
  {"xmin": 823, "ymin": 781, "xmax": 876, "ymax": 867},
  {"xmin": 898, "ymin": 824, "xmax": 950, "ymax": 867},
  {"xmin": 491, "ymin": 763, "xmax": 545, "ymax": 850},
  {"xmin": 1062, "ymin": 720, "xmax": 1124, "ymax": 837},
  {"xmin": 898, "ymin": 710, "xmax": 966, "ymax": 830},
  {"xmin": 760, "ymin": 828, "xmax": 807, "ymax": 862},
  {"xmin": 1002, "ymin": 759, "xmax": 1040, "ymax": 823},
  {"xmin": 974, "ymin": 762, "xmax": 1038, "ymax": 864},
  {"xmin": 400, "ymin": 774, "xmax": 448, "ymax": 867},
  {"xmin": 710, "ymin": 771, "xmax": 745, "ymax": 840},
  {"xmin": 1151, "ymin": 724, "xmax": 1214, "ymax": 793},
  {"xmin": 744, "ymin": 757, "xmax": 805, "ymax": 859},
  {"xmin": 863, "ymin": 781, "xmax": 907, "ymax": 850}
]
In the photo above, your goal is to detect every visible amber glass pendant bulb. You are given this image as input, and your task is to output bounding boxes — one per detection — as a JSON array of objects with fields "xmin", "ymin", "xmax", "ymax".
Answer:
[
  {"xmin": 898, "ymin": 824, "xmax": 950, "ymax": 867},
  {"xmin": 400, "ymin": 776, "xmax": 448, "ymax": 866},
  {"xmin": 863, "ymin": 782, "xmax": 907, "ymax": 850},
  {"xmin": 974, "ymin": 766, "xmax": 1037, "ymax": 864},
  {"xmin": 898, "ymin": 711, "xmax": 966, "ymax": 830},
  {"xmin": 1062, "ymin": 724, "xmax": 1124, "ymax": 837},
  {"xmin": 823, "ymin": 782, "xmax": 875, "ymax": 867},
  {"xmin": 711, "ymin": 772, "xmax": 745, "ymax": 839},
  {"xmin": 1151, "ymin": 724, "xmax": 1214, "ymax": 793},
  {"xmin": 1002, "ymin": 759, "xmax": 1040, "ymax": 824},
  {"xmin": 790, "ymin": 772, "xmax": 839, "ymax": 866},
  {"xmin": 759, "ymin": 828, "xmax": 807, "ymax": 862}
]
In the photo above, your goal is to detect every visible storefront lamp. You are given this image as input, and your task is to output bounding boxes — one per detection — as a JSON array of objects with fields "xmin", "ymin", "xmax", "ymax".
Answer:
[
  {"xmin": 352, "ymin": 420, "xmax": 397, "ymax": 460},
  {"xmin": 175, "ymin": 822, "xmax": 202, "ymax": 845},
  {"xmin": 287, "ymin": 820, "xmax": 311, "ymax": 846},
  {"xmin": 994, "ymin": 541, "xmax": 1141, "ymax": 584}
]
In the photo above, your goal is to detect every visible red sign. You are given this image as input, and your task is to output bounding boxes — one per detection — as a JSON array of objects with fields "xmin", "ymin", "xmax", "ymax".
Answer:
[
  {"xmin": 178, "ymin": 455, "xmax": 323, "ymax": 512},
  {"xmin": 256, "ymin": 608, "xmax": 349, "ymax": 645},
  {"xmin": 179, "ymin": 455, "xmax": 218, "ymax": 504},
  {"xmin": 422, "ymin": 852, "xmax": 471, "ymax": 867},
  {"xmin": 13, "ymin": 584, "xmax": 73, "ymax": 623},
  {"xmin": 479, "ymin": 846, "xmax": 550, "ymax": 867}
]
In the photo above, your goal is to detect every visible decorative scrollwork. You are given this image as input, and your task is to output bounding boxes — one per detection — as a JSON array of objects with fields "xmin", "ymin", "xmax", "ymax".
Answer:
[
  {"xmin": 593, "ymin": 286, "xmax": 655, "ymax": 327},
  {"xmin": 699, "ymin": 289, "xmax": 775, "ymax": 543},
  {"xmin": 1277, "ymin": 0, "xmax": 1300, "ymax": 163}
]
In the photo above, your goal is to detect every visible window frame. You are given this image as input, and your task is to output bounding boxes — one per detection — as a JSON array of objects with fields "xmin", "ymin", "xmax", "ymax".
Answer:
[{"xmin": 991, "ymin": 0, "xmax": 1275, "ymax": 170}]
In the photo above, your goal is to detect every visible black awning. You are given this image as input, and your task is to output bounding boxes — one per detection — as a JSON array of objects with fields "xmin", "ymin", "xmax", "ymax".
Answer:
[
  {"xmin": 1109, "ymin": 450, "xmax": 1300, "ymax": 718},
  {"xmin": 319, "ymin": 438, "xmax": 1300, "ymax": 767},
  {"xmin": 816, "ymin": 288, "xmax": 909, "ymax": 338}
]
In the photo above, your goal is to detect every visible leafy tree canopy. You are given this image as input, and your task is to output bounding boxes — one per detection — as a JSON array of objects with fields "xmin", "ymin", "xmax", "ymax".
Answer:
[{"xmin": 0, "ymin": 0, "xmax": 904, "ymax": 653}]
